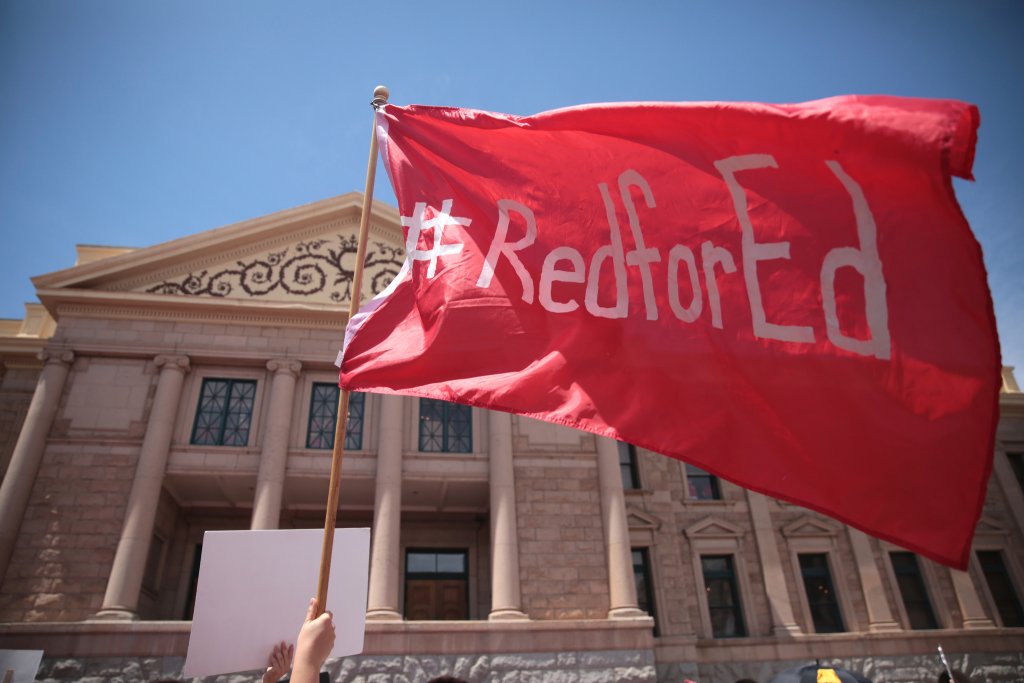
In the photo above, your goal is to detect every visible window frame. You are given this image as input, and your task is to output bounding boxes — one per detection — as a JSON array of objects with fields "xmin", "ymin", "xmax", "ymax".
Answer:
[
  {"xmin": 141, "ymin": 532, "xmax": 169, "ymax": 597},
  {"xmin": 783, "ymin": 521, "xmax": 857, "ymax": 634},
  {"xmin": 699, "ymin": 553, "xmax": 748, "ymax": 638},
  {"xmin": 796, "ymin": 552, "xmax": 846, "ymax": 633},
  {"xmin": 305, "ymin": 382, "xmax": 366, "ymax": 451},
  {"xmin": 886, "ymin": 550, "xmax": 940, "ymax": 630},
  {"xmin": 402, "ymin": 548, "xmax": 470, "ymax": 621},
  {"xmin": 189, "ymin": 377, "xmax": 259, "ymax": 447},
  {"xmin": 684, "ymin": 462, "xmax": 722, "ymax": 501},
  {"xmin": 619, "ymin": 441, "xmax": 641, "ymax": 490},
  {"xmin": 1007, "ymin": 450, "xmax": 1024, "ymax": 493},
  {"xmin": 418, "ymin": 398, "xmax": 473, "ymax": 453},
  {"xmin": 632, "ymin": 546, "xmax": 659, "ymax": 636},
  {"xmin": 974, "ymin": 548, "xmax": 1024, "ymax": 627},
  {"xmin": 685, "ymin": 517, "xmax": 758, "ymax": 638}
]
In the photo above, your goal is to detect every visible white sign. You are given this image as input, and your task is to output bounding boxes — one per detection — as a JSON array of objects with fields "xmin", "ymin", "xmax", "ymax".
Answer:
[
  {"xmin": 0, "ymin": 650, "xmax": 43, "ymax": 683},
  {"xmin": 183, "ymin": 528, "xmax": 370, "ymax": 677}
]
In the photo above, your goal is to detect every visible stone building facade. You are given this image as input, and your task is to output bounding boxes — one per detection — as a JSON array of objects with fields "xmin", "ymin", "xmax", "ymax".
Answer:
[{"xmin": 0, "ymin": 194, "xmax": 1022, "ymax": 683}]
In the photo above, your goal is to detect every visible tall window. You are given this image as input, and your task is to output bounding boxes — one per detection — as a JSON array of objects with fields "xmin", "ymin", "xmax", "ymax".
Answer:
[
  {"xmin": 306, "ymin": 384, "xmax": 364, "ymax": 450},
  {"xmin": 686, "ymin": 463, "xmax": 721, "ymax": 500},
  {"xmin": 419, "ymin": 399, "xmax": 471, "ymax": 452},
  {"xmin": 191, "ymin": 379, "xmax": 256, "ymax": 446},
  {"xmin": 632, "ymin": 548, "xmax": 658, "ymax": 636},
  {"xmin": 798, "ymin": 553, "xmax": 845, "ymax": 632},
  {"xmin": 1008, "ymin": 452, "xmax": 1024, "ymax": 493},
  {"xmin": 619, "ymin": 442, "xmax": 640, "ymax": 489},
  {"xmin": 701, "ymin": 555, "xmax": 746, "ymax": 637},
  {"xmin": 183, "ymin": 543, "xmax": 202, "ymax": 620},
  {"xmin": 890, "ymin": 552, "xmax": 938, "ymax": 629},
  {"xmin": 405, "ymin": 549, "xmax": 469, "ymax": 620},
  {"xmin": 977, "ymin": 550, "xmax": 1024, "ymax": 627},
  {"xmin": 142, "ymin": 533, "xmax": 167, "ymax": 596}
]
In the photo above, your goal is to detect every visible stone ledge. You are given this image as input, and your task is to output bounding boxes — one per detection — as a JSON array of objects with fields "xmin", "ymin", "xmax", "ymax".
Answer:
[
  {"xmin": 654, "ymin": 629, "xmax": 1024, "ymax": 664},
  {"xmin": 0, "ymin": 617, "xmax": 656, "ymax": 658}
]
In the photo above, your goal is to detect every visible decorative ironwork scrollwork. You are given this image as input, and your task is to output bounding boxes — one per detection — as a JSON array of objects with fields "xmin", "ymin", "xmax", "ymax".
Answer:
[{"xmin": 146, "ymin": 236, "xmax": 405, "ymax": 302}]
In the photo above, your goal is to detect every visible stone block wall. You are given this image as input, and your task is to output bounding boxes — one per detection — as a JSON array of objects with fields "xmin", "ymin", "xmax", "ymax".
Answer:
[
  {"xmin": 0, "ymin": 365, "xmax": 39, "ymax": 476},
  {"xmin": 0, "ymin": 442, "xmax": 139, "ymax": 622},
  {"xmin": 514, "ymin": 453, "xmax": 608, "ymax": 620},
  {"xmin": 30, "ymin": 649, "xmax": 1024, "ymax": 683},
  {"xmin": 688, "ymin": 651, "xmax": 1024, "ymax": 683},
  {"xmin": 625, "ymin": 451, "xmax": 694, "ymax": 638},
  {"xmin": 33, "ymin": 649, "xmax": 659, "ymax": 683}
]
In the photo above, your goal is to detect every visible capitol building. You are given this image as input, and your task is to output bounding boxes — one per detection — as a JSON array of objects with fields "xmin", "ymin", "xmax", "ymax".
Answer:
[{"xmin": 1, "ymin": 194, "xmax": 1022, "ymax": 682}]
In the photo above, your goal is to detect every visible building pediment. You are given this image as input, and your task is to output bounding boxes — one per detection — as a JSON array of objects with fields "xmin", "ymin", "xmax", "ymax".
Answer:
[
  {"xmin": 626, "ymin": 507, "xmax": 662, "ymax": 531},
  {"xmin": 135, "ymin": 231, "xmax": 402, "ymax": 306},
  {"xmin": 974, "ymin": 516, "xmax": 1010, "ymax": 539},
  {"xmin": 31, "ymin": 194, "xmax": 405, "ymax": 323},
  {"xmin": 781, "ymin": 515, "xmax": 839, "ymax": 538},
  {"xmin": 684, "ymin": 517, "xmax": 744, "ymax": 540}
]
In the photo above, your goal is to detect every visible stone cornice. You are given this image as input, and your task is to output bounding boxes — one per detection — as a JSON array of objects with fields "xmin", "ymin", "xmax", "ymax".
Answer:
[
  {"xmin": 31, "ymin": 193, "xmax": 401, "ymax": 291},
  {"xmin": 111, "ymin": 215, "xmax": 358, "ymax": 292},
  {"xmin": 1000, "ymin": 392, "xmax": 1024, "ymax": 418},
  {"xmin": 45, "ymin": 341, "xmax": 342, "ymax": 370},
  {"xmin": 39, "ymin": 288, "xmax": 350, "ymax": 329},
  {"xmin": 0, "ymin": 336, "xmax": 48, "ymax": 360}
]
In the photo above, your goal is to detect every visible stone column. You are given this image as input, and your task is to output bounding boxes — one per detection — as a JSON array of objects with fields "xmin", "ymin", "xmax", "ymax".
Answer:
[
  {"xmin": 366, "ymin": 394, "xmax": 403, "ymax": 620},
  {"xmin": 488, "ymin": 410, "xmax": 528, "ymax": 620},
  {"xmin": 595, "ymin": 436, "xmax": 644, "ymax": 618},
  {"xmin": 95, "ymin": 354, "xmax": 189, "ymax": 620},
  {"xmin": 0, "ymin": 350, "xmax": 74, "ymax": 585},
  {"xmin": 847, "ymin": 528, "xmax": 901, "ymax": 632},
  {"xmin": 949, "ymin": 566, "xmax": 995, "ymax": 629},
  {"xmin": 746, "ymin": 490, "xmax": 802, "ymax": 635},
  {"xmin": 251, "ymin": 360, "xmax": 301, "ymax": 530}
]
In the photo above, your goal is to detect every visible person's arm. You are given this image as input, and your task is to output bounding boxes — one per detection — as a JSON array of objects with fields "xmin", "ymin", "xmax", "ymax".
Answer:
[
  {"xmin": 290, "ymin": 598, "xmax": 335, "ymax": 683},
  {"xmin": 261, "ymin": 641, "xmax": 293, "ymax": 683}
]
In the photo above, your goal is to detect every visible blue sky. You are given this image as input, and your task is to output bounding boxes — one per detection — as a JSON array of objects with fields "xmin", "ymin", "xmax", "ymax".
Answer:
[{"xmin": 1, "ymin": 0, "xmax": 1021, "ymax": 372}]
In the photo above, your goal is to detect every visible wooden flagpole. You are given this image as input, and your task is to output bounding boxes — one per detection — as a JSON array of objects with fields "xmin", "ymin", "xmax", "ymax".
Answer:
[{"xmin": 315, "ymin": 84, "xmax": 389, "ymax": 615}]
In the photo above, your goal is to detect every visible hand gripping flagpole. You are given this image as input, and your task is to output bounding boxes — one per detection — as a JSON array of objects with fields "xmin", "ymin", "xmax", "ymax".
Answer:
[{"xmin": 315, "ymin": 84, "xmax": 389, "ymax": 616}]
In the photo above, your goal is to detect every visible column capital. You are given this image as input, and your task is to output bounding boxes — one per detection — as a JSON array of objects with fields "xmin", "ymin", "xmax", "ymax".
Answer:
[
  {"xmin": 266, "ymin": 359, "xmax": 302, "ymax": 377},
  {"xmin": 154, "ymin": 354, "xmax": 191, "ymax": 373},
  {"xmin": 38, "ymin": 349, "xmax": 74, "ymax": 366}
]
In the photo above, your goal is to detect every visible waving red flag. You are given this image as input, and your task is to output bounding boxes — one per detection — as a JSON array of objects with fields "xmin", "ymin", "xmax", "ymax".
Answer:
[{"xmin": 339, "ymin": 96, "xmax": 998, "ymax": 568}]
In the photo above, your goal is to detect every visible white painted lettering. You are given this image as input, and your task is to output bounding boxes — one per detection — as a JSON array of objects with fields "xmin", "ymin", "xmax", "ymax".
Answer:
[
  {"xmin": 619, "ymin": 170, "xmax": 661, "ymax": 321},
  {"xmin": 667, "ymin": 244, "xmax": 703, "ymax": 323},
  {"xmin": 701, "ymin": 240, "xmax": 737, "ymax": 330},
  {"xmin": 402, "ymin": 199, "xmax": 471, "ymax": 279},
  {"xmin": 476, "ymin": 199, "xmax": 538, "ymax": 303},
  {"xmin": 540, "ymin": 246, "xmax": 585, "ymax": 313},
  {"xmin": 821, "ymin": 160, "xmax": 891, "ymax": 359},
  {"xmin": 715, "ymin": 155, "xmax": 815, "ymax": 344},
  {"xmin": 584, "ymin": 182, "xmax": 629, "ymax": 319}
]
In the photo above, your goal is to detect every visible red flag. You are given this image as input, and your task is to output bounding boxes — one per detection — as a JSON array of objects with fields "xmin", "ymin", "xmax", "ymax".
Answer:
[{"xmin": 340, "ymin": 96, "xmax": 998, "ymax": 569}]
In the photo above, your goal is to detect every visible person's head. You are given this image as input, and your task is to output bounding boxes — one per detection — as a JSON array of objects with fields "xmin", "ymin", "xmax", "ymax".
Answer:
[
  {"xmin": 735, "ymin": 679, "xmax": 758, "ymax": 683},
  {"xmin": 937, "ymin": 670, "xmax": 970, "ymax": 683}
]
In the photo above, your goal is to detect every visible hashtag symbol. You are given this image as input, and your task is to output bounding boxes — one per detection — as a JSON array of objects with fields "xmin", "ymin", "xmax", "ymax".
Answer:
[{"xmin": 401, "ymin": 199, "xmax": 472, "ymax": 278}]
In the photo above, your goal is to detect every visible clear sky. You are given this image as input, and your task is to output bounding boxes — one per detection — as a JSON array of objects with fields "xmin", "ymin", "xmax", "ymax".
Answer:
[{"xmin": 1, "ymin": 0, "xmax": 1021, "ymax": 371}]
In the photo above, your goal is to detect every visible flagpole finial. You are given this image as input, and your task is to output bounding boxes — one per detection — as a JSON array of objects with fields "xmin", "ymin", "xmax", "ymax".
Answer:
[{"xmin": 372, "ymin": 85, "xmax": 389, "ymax": 109}]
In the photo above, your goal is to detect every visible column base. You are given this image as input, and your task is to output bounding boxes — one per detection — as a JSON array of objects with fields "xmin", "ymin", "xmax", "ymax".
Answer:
[
  {"xmin": 771, "ymin": 623, "xmax": 803, "ymax": 637},
  {"xmin": 89, "ymin": 608, "xmax": 139, "ymax": 621},
  {"xmin": 867, "ymin": 620, "xmax": 903, "ymax": 633},
  {"xmin": 608, "ymin": 607, "xmax": 647, "ymax": 619},
  {"xmin": 489, "ymin": 608, "xmax": 529, "ymax": 621},
  {"xmin": 962, "ymin": 617, "xmax": 996, "ymax": 630},
  {"xmin": 365, "ymin": 608, "xmax": 403, "ymax": 622}
]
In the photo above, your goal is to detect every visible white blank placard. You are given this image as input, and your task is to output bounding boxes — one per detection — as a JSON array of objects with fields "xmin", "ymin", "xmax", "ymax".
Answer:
[
  {"xmin": 0, "ymin": 650, "xmax": 43, "ymax": 683},
  {"xmin": 183, "ymin": 528, "xmax": 369, "ymax": 677}
]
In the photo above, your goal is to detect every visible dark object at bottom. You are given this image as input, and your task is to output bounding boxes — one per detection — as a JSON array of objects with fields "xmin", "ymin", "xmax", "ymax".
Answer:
[{"xmin": 768, "ymin": 664, "xmax": 872, "ymax": 683}]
